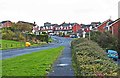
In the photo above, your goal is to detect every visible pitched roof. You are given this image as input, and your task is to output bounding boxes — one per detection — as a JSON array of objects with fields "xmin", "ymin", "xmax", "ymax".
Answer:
[
  {"xmin": 17, "ymin": 21, "xmax": 36, "ymax": 26},
  {"xmin": 81, "ymin": 24, "xmax": 91, "ymax": 28},
  {"xmin": 97, "ymin": 19, "xmax": 112, "ymax": 28},
  {"xmin": 109, "ymin": 18, "xmax": 120, "ymax": 26},
  {"xmin": 1, "ymin": 20, "xmax": 12, "ymax": 23}
]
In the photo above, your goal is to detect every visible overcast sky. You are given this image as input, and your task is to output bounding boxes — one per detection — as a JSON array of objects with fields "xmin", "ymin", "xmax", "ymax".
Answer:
[{"xmin": 0, "ymin": 0, "xmax": 119, "ymax": 26}]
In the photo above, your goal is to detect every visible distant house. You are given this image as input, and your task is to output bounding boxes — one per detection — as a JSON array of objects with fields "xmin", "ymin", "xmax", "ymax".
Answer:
[
  {"xmin": 97, "ymin": 19, "xmax": 112, "ymax": 32},
  {"xmin": 33, "ymin": 26, "xmax": 40, "ymax": 35},
  {"xmin": 54, "ymin": 22, "xmax": 72, "ymax": 35},
  {"xmin": 17, "ymin": 21, "xmax": 36, "ymax": 26},
  {"xmin": 91, "ymin": 22, "xmax": 101, "ymax": 26},
  {"xmin": 109, "ymin": 18, "xmax": 120, "ymax": 39},
  {"xmin": 0, "ymin": 20, "xmax": 12, "ymax": 28},
  {"xmin": 0, "ymin": 22, "xmax": 3, "ymax": 28},
  {"xmin": 39, "ymin": 23, "xmax": 57, "ymax": 34},
  {"xmin": 72, "ymin": 23, "xmax": 82, "ymax": 33},
  {"xmin": 33, "ymin": 22, "xmax": 82, "ymax": 36},
  {"xmin": 91, "ymin": 22, "xmax": 101, "ymax": 31}
]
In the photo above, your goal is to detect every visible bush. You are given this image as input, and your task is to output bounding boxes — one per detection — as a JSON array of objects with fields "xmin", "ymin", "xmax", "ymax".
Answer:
[
  {"xmin": 36, "ymin": 34, "xmax": 48, "ymax": 43},
  {"xmin": 18, "ymin": 33, "xmax": 25, "ymax": 41},
  {"xmin": 90, "ymin": 31, "xmax": 120, "ymax": 58},
  {"xmin": 71, "ymin": 38, "xmax": 118, "ymax": 76},
  {"xmin": 2, "ymin": 30, "xmax": 15, "ymax": 40}
]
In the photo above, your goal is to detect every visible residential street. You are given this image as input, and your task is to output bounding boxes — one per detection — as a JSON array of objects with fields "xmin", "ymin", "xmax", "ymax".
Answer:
[
  {"xmin": 1, "ymin": 36, "xmax": 75, "ymax": 76},
  {"xmin": 1, "ymin": 36, "xmax": 119, "ymax": 77},
  {"xmin": 1, "ymin": 36, "xmax": 72, "ymax": 59}
]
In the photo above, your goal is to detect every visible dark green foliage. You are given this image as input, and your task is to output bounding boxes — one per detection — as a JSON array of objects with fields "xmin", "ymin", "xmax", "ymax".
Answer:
[
  {"xmin": 1, "ymin": 23, "xmax": 50, "ymax": 43},
  {"xmin": 2, "ymin": 29, "xmax": 15, "ymax": 40},
  {"xmin": 89, "ymin": 31, "xmax": 120, "ymax": 58},
  {"xmin": 71, "ymin": 38, "xmax": 118, "ymax": 76},
  {"xmin": 36, "ymin": 35, "xmax": 48, "ymax": 43},
  {"xmin": 42, "ymin": 32, "xmax": 47, "ymax": 34}
]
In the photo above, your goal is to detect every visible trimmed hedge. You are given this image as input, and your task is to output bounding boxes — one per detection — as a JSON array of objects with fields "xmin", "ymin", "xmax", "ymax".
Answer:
[{"xmin": 71, "ymin": 38, "xmax": 118, "ymax": 76}]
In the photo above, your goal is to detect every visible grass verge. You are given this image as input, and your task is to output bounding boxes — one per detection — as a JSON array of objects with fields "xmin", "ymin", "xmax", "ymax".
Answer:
[
  {"xmin": 2, "ymin": 46, "xmax": 64, "ymax": 76},
  {"xmin": 0, "ymin": 40, "xmax": 47, "ymax": 50}
]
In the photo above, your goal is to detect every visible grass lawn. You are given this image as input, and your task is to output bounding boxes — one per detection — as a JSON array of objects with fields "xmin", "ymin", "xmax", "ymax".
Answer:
[
  {"xmin": 0, "ymin": 40, "xmax": 47, "ymax": 50},
  {"xmin": 2, "ymin": 46, "xmax": 64, "ymax": 76},
  {"xmin": 0, "ymin": 40, "xmax": 25, "ymax": 50}
]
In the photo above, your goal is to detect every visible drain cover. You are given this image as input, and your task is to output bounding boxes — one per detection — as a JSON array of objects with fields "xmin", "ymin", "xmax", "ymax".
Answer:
[{"xmin": 57, "ymin": 64, "xmax": 69, "ymax": 67}]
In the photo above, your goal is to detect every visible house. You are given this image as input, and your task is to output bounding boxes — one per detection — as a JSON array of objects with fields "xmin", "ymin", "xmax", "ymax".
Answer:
[
  {"xmin": 17, "ymin": 21, "xmax": 36, "ymax": 26},
  {"xmin": 72, "ymin": 23, "xmax": 82, "ymax": 33},
  {"xmin": 91, "ymin": 22, "xmax": 101, "ymax": 31},
  {"xmin": 109, "ymin": 18, "xmax": 120, "ymax": 39},
  {"xmin": 0, "ymin": 20, "xmax": 12, "ymax": 28},
  {"xmin": 39, "ymin": 23, "xmax": 57, "ymax": 34},
  {"xmin": 48, "ymin": 22, "xmax": 72, "ymax": 35},
  {"xmin": 33, "ymin": 26, "xmax": 40, "ymax": 35},
  {"xmin": 33, "ymin": 22, "xmax": 82, "ymax": 37},
  {"xmin": 91, "ymin": 22, "xmax": 101, "ymax": 27},
  {"xmin": 0, "ymin": 22, "xmax": 3, "ymax": 28},
  {"xmin": 97, "ymin": 19, "xmax": 112, "ymax": 32}
]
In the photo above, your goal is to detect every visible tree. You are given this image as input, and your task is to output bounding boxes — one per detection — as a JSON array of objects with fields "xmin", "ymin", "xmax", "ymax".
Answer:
[
  {"xmin": 2, "ymin": 29, "xmax": 15, "ymax": 40},
  {"xmin": 12, "ymin": 23, "xmax": 33, "ymax": 32}
]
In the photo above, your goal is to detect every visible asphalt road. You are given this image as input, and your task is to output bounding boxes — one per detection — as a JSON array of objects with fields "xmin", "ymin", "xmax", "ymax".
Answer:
[
  {"xmin": 1, "ymin": 36, "xmax": 75, "ymax": 76},
  {"xmin": 1, "ymin": 36, "xmax": 119, "ymax": 76},
  {"xmin": 1, "ymin": 36, "xmax": 72, "ymax": 60}
]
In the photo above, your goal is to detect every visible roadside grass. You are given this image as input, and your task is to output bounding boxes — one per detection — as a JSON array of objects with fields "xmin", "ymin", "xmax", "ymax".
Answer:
[
  {"xmin": 2, "ymin": 46, "xmax": 64, "ymax": 76},
  {"xmin": 0, "ymin": 40, "xmax": 25, "ymax": 50},
  {"xmin": 0, "ymin": 40, "xmax": 47, "ymax": 50}
]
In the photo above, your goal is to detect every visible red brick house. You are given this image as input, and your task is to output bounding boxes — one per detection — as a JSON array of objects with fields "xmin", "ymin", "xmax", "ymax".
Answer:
[
  {"xmin": 109, "ymin": 18, "xmax": 120, "ymax": 39},
  {"xmin": 72, "ymin": 23, "xmax": 82, "ymax": 33},
  {"xmin": 97, "ymin": 19, "xmax": 112, "ymax": 32},
  {"xmin": 0, "ymin": 20, "xmax": 12, "ymax": 28}
]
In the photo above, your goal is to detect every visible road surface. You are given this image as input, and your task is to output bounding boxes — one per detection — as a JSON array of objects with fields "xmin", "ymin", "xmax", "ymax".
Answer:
[
  {"xmin": 1, "ymin": 36, "xmax": 75, "ymax": 76},
  {"xmin": 1, "ymin": 36, "xmax": 119, "ymax": 76},
  {"xmin": 1, "ymin": 36, "xmax": 72, "ymax": 59}
]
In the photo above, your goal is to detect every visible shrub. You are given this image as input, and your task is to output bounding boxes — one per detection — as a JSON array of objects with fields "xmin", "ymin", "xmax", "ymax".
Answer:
[
  {"xmin": 18, "ymin": 33, "xmax": 25, "ymax": 41},
  {"xmin": 2, "ymin": 30, "xmax": 15, "ymax": 40},
  {"xmin": 71, "ymin": 38, "xmax": 118, "ymax": 76},
  {"xmin": 89, "ymin": 31, "xmax": 120, "ymax": 58}
]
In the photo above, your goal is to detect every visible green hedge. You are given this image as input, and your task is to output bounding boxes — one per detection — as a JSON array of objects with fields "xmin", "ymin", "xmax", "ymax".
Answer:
[{"xmin": 71, "ymin": 38, "xmax": 118, "ymax": 76}]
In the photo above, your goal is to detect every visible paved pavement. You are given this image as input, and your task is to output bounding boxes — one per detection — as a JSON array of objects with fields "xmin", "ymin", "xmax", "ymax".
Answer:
[{"xmin": 47, "ymin": 37, "xmax": 74, "ymax": 76}]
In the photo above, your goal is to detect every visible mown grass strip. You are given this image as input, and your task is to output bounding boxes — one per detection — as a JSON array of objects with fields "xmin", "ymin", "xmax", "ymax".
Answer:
[
  {"xmin": 0, "ymin": 40, "xmax": 47, "ymax": 50},
  {"xmin": 2, "ymin": 46, "xmax": 64, "ymax": 76}
]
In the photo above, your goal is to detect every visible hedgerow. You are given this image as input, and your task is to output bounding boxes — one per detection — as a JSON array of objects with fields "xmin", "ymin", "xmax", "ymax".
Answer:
[{"xmin": 71, "ymin": 38, "xmax": 118, "ymax": 77}]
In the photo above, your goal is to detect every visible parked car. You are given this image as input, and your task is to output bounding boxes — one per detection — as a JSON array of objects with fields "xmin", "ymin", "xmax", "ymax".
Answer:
[{"xmin": 106, "ymin": 50, "xmax": 118, "ymax": 61}]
